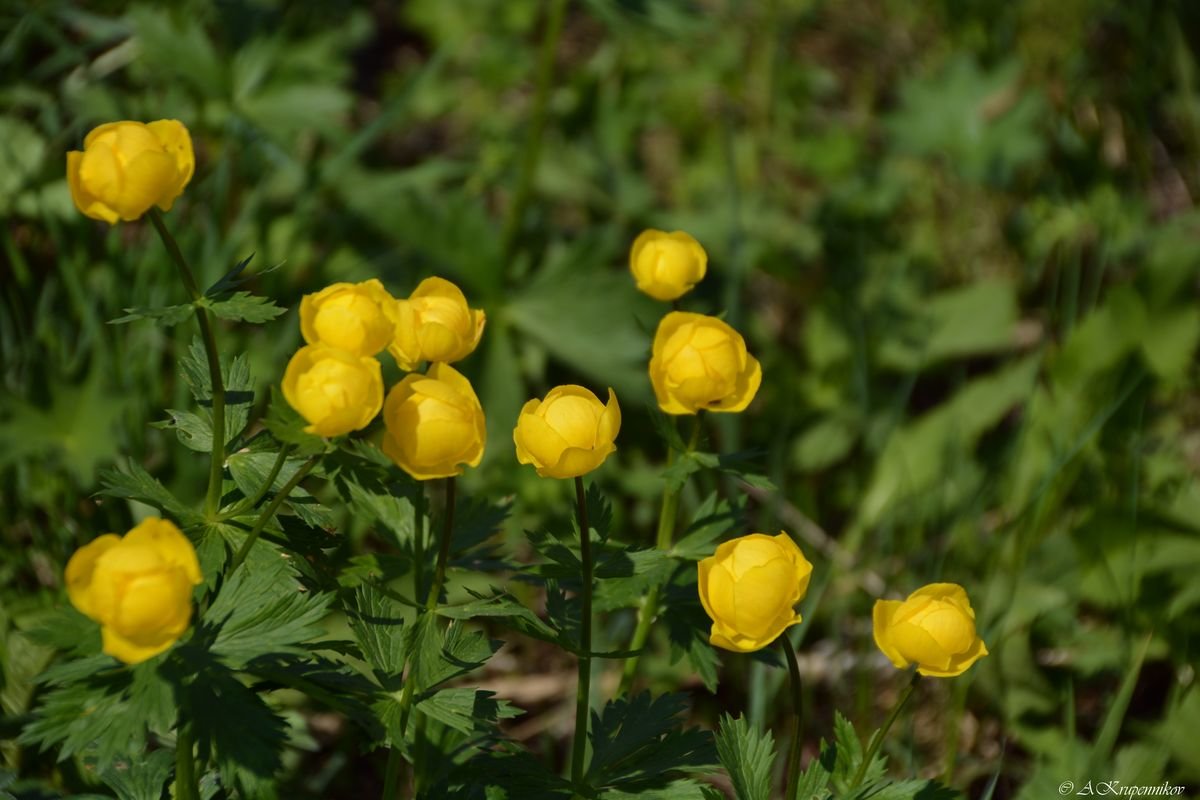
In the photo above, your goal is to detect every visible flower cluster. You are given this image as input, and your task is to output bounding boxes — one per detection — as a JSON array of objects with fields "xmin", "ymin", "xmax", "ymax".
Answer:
[{"xmin": 283, "ymin": 277, "xmax": 488, "ymax": 480}]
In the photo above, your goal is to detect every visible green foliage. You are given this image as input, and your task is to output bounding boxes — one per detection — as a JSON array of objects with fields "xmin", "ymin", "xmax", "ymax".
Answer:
[
  {"xmin": 714, "ymin": 714, "xmax": 775, "ymax": 800},
  {"xmin": 585, "ymin": 693, "xmax": 717, "ymax": 795}
]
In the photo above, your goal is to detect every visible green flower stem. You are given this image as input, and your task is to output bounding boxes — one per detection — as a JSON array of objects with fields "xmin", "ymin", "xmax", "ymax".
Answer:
[
  {"xmin": 617, "ymin": 415, "xmax": 702, "ymax": 695},
  {"xmin": 174, "ymin": 716, "xmax": 200, "ymax": 800},
  {"xmin": 412, "ymin": 485, "xmax": 427, "ymax": 603},
  {"xmin": 499, "ymin": 0, "xmax": 568, "ymax": 265},
  {"xmin": 413, "ymin": 477, "xmax": 457, "ymax": 794},
  {"xmin": 384, "ymin": 477, "xmax": 456, "ymax": 798},
  {"xmin": 148, "ymin": 208, "xmax": 226, "ymax": 520},
  {"xmin": 425, "ymin": 477, "xmax": 456, "ymax": 610},
  {"xmin": 571, "ymin": 475, "xmax": 594, "ymax": 790},
  {"xmin": 849, "ymin": 671, "xmax": 921, "ymax": 790},
  {"xmin": 780, "ymin": 637, "xmax": 803, "ymax": 800},
  {"xmin": 227, "ymin": 455, "xmax": 318, "ymax": 574},
  {"xmin": 218, "ymin": 444, "xmax": 295, "ymax": 520}
]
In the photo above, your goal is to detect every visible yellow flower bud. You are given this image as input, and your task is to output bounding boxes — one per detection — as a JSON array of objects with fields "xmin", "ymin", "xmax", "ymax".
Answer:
[
  {"xmin": 282, "ymin": 344, "xmax": 383, "ymax": 437},
  {"xmin": 648, "ymin": 311, "xmax": 762, "ymax": 415},
  {"xmin": 381, "ymin": 363, "xmax": 486, "ymax": 480},
  {"xmin": 513, "ymin": 385, "xmax": 621, "ymax": 479},
  {"xmin": 388, "ymin": 277, "xmax": 486, "ymax": 370},
  {"xmin": 66, "ymin": 120, "xmax": 195, "ymax": 224},
  {"xmin": 698, "ymin": 532, "xmax": 813, "ymax": 653},
  {"xmin": 300, "ymin": 279, "xmax": 396, "ymax": 357},
  {"xmin": 630, "ymin": 229, "xmax": 707, "ymax": 301},
  {"xmin": 872, "ymin": 583, "xmax": 988, "ymax": 677},
  {"xmin": 65, "ymin": 518, "xmax": 202, "ymax": 664}
]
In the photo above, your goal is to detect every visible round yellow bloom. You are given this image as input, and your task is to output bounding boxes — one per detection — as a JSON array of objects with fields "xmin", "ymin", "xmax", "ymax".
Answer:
[
  {"xmin": 66, "ymin": 120, "xmax": 194, "ymax": 224},
  {"xmin": 872, "ymin": 583, "xmax": 988, "ymax": 677},
  {"xmin": 282, "ymin": 344, "xmax": 383, "ymax": 437},
  {"xmin": 65, "ymin": 518, "xmax": 202, "ymax": 664},
  {"xmin": 381, "ymin": 363, "xmax": 486, "ymax": 480},
  {"xmin": 649, "ymin": 311, "xmax": 762, "ymax": 415},
  {"xmin": 300, "ymin": 279, "xmax": 396, "ymax": 357},
  {"xmin": 698, "ymin": 532, "xmax": 813, "ymax": 653},
  {"xmin": 630, "ymin": 229, "xmax": 707, "ymax": 301},
  {"xmin": 513, "ymin": 385, "xmax": 621, "ymax": 479},
  {"xmin": 388, "ymin": 277, "xmax": 486, "ymax": 370}
]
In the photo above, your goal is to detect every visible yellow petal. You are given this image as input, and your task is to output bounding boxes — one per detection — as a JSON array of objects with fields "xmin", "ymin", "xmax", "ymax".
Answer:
[
  {"xmin": 65, "ymin": 534, "xmax": 122, "ymax": 619},
  {"xmin": 872, "ymin": 600, "xmax": 909, "ymax": 669},
  {"xmin": 123, "ymin": 518, "xmax": 202, "ymax": 585},
  {"xmin": 101, "ymin": 625, "xmax": 177, "ymax": 665}
]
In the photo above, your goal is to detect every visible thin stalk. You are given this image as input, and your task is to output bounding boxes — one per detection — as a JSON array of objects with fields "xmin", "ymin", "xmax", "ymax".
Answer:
[
  {"xmin": 499, "ymin": 0, "xmax": 568, "ymax": 265},
  {"xmin": 148, "ymin": 208, "xmax": 226, "ymax": 520},
  {"xmin": 570, "ymin": 475, "xmax": 593, "ymax": 789},
  {"xmin": 426, "ymin": 478, "xmax": 456, "ymax": 610},
  {"xmin": 386, "ymin": 477, "xmax": 456, "ymax": 798},
  {"xmin": 174, "ymin": 717, "xmax": 200, "ymax": 800},
  {"xmin": 849, "ymin": 672, "xmax": 920, "ymax": 790},
  {"xmin": 413, "ymin": 477, "xmax": 457, "ymax": 794},
  {"xmin": 227, "ymin": 455, "xmax": 318, "ymax": 574},
  {"xmin": 781, "ymin": 637, "xmax": 803, "ymax": 800},
  {"xmin": 617, "ymin": 415, "xmax": 702, "ymax": 694},
  {"xmin": 413, "ymin": 485, "xmax": 427, "ymax": 602},
  {"xmin": 219, "ymin": 445, "xmax": 295, "ymax": 520}
]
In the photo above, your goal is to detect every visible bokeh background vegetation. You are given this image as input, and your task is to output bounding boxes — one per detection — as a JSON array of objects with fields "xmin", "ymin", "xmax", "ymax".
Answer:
[{"xmin": 3, "ymin": 0, "xmax": 1200, "ymax": 797}]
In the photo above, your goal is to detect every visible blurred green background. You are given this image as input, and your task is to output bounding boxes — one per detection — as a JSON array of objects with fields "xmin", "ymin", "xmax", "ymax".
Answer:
[{"xmin": 3, "ymin": 0, "xmax": 1200, "ymax": 797}]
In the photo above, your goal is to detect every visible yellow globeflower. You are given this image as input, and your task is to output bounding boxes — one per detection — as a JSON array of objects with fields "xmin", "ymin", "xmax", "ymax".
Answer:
[
  {"xmin": 381, "ymin": 363, "xmax": 486, "ymax": 480},
  {"xmin": 698, "ymin": 532, "xmax": 813, "ymax": 653},
  {"xmin": 67, "ymin": 120, "xmax": 194, "ymax": 224},
  {"xmin": 630, "ymin": 229, "xmax": 707, "ymax": 301},
  {"xmin": 388, "ymin": 277, "xmax": 486, "ymax": 370},
  {"xmin": 282, "ymin": 344, "xmax": 383, "ymax": 437},
  {"xmin": 873, "ymin": 583, "xmax": 988, "ymax": 677},
  {"xmin": 300, "ymin": 279, "xmax": 396, "ymax": 357},
  {"xmin": 65, "ymin": 518, "xmax": 203, "ymax": 664},
  {"xmin": 649, "ymin": 311, "xmax": 762, "ymax": 415},
  {"xmin": 514, "ymin": 385, "xmax": 621, "ymax": 479}
]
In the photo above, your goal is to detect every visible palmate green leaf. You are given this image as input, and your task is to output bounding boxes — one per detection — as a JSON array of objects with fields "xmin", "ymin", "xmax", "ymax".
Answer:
[
  {"xmin": 829, "ymin": 713, "xmax": 885, "ymax": 793},
  {"xmin": 22, "ymin": 606, "xmax": 101, "ymax": 658},
  {"xmin": 793, "ymin": 745, "xmax": 835, "ymax": 800},
  {"xmin": 108, "ymin": 303, "xmax": 194, "ymax": 326},
  {"xmin": 349, "ymin": 584, "xmax": 408, "ymax": 686},
  {"xmin": 153, "ymin": 408, "xmax": 215, "ymax": 452},
  {"xmin": 672, "ymin": 493, "xmax": 744, "ymax": 561},
  {"xmin": 227, "ymin": 449, "xmax": 333, "ymax": 530},
  {"xmin": 415, "ymin": 686, "xmax": 522, "ymax": 734},
  {"xmin": 0, "ymin": 770, "xmax": 15, "ymax": 800},
  {"xmin": 409, "ymin": 615, "xmax": 498, "ymax": 695},
  {"xmin": 186, "ymin": 655, "xmax": 287, "ymax": 797},
  {"xmin": 97, "ymin": 461, "xmax": 199, "ymax": 524},
  {"xmin": 664, "ymin": 450, "xmax": 774, "ymax": 494},
  {"xmin": 200, "ymin": 291, "xmax": 286, "ymax": 324},
  {"xmin": 585, "ymin": 692, "xmax": 717, "ymax": 793},
  {"xmin": 714, "ymin": 714, "xmax": 775, "ymax": 800},
  {"xmin": 245, "ymin": 655, "xmax": 383, "ymax": 741},
  {"xmin": 178, "ymin": 339, "xmax": 255, "ymax": 445},
  {"xmin": 435, "ymin": 590, "xmax": 560, "ymax": 645},
  {"xmin": 20, "ymin": 658, "xmax": 175, "ymax": 771},
  {"xmin": 204, "ymin": 252, "xmax": 284, "ymax": 297},
  {"xmin": 338, "ymin": 467, "xmax": 418, "ymax": 549},
  {"xmin": 96, "ymin": 749, "xmax": 173, "ymax": 800},
  {"xmin": 663, "ymin": 583, "xmax": 720, "ymax": 692},
  {"xmin": 203, "ymin": 554, "xmax": 332, "ymax": 669},
  {"xmin": 593, "ymin": 548, "xmax": 675, "ymax": 613}
]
